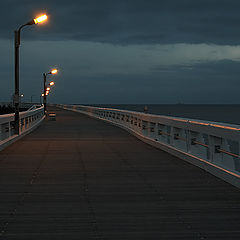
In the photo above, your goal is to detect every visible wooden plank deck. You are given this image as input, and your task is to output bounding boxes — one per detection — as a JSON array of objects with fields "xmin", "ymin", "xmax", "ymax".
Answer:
[{"xmin": 0, "ymin": 107, "xmax": 239, "ymax": 239}]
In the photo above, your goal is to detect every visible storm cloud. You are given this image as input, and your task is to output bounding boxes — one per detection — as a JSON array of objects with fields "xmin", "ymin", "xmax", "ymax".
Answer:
[
  {"xmin": 1, "ymin": 0, "xmax": 240, "ymax": 45},
  {"xmin": 1, "ymin": 0, "xmax": 240, "ymax": 104}
]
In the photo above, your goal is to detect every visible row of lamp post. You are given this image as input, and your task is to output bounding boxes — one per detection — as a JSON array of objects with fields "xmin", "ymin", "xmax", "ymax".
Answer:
[
  {"xmin": 14, "ymin": 14, "xmax": 59, "ymax": 135},
  {"xmin": 43, "ymin": 69, "xmax": 58, "ymax": 113}
]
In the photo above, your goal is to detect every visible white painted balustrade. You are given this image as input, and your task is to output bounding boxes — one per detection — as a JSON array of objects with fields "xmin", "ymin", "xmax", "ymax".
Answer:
[
  {"xmin": 59, "ymin": 104, "xmax": 240, "ymax": 188},
  {"xmin": 0, "ymin": 106, "xmax": 45, "ymax": 150}
]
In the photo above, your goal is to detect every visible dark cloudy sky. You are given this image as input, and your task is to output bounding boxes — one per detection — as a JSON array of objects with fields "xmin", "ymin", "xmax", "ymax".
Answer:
[{"xmin": 1, "ymin": 0, "xmax": 240, "ymax": 104}]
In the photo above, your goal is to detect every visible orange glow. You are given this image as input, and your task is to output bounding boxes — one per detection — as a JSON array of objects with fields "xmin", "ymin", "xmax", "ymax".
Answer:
[
  {"xmin": 189, "ymin": 121, "xmax": 209, "ymax": 126},
  {"xmin": 47, "ymin": 87, "xmax": 50, "ymax": 91},
  {"xmin": 170, "ymin": 117, "xmax": 240, "ymax": 131},
  {"xmin": 41, "ymin": 94, "xmax": 44, "ymax": 97},
  {"xmin": 50, "ymin": 81, "xmax": 55, "ymax": 86},
  {"xmin": 46, "ymin": 90, "xmax": 49, "ymax": 95},
  {"xmin": 34, "ymin": 14, "xmax": 48, "ymax": 24},
  {"xmin": 210, "ymin": 124, "xmax": 240, "ymax": 131},
  {"xmin": 51, "ymin": 69, "xmax": 58, "ymax": 74},
  {"xmin": 189, "ymin": 120, "xmax": 240, "ymax": 131}
]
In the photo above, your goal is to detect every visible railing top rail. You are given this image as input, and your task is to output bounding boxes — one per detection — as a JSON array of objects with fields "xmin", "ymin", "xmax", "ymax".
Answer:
[
  {"xmin": 0, "ymin": 113, "xmax": 14, "ymax": 119},
  {"xmin": 73, "ymin": 104, "xmax": 240, "ymax": 132},
  {"xmin": 20, "ymin": 105, "xmax": 44, "ymax": 117}
]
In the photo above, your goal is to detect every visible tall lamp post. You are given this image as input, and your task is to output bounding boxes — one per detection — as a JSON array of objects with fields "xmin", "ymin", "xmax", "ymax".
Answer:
[
  {"xmin": 14, "ymin": 14, "xmax": 48, "ymax": 135},
  {"xmin": 43, "ymin": 69, "xmax": 58, "ymax": 113}
]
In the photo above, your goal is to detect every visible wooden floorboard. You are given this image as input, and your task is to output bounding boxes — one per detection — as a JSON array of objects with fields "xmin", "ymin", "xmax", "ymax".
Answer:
[{"xmin": 0, "ymin": 107, "xmax": 239, "ymax": 239}]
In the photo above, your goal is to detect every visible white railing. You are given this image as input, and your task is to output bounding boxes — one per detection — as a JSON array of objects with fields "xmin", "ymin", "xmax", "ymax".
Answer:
[
  {"xmin": 59, "ymin": 104, "xmax": 240, "ymax": 188},
  {"xmin": 0, "ymin": 106, "xmax": 45, "ymax": 150}
]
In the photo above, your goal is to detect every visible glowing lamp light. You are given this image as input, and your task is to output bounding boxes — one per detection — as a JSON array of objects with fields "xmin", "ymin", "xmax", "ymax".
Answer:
[
  {"xmin": 51, "ymin": 69, "xmax": 58, "ymax": 74},
  {"xmin": 47, "ymin": 87, "xmax": 50, "ymax": 91},
  {"xmin": 46, "ymin": 90, "xmax": 49, "ymax": 95},
  {"xmin": 50, "ymin": 81, "xmax": 55, "ymax": 86},
  {"xmin": 41, "ymin": 94, "xmax": 44, "ymax": 97},
  {"xmin": 34, "ymin": 14, "xmax": 48, "ymax": 24}
]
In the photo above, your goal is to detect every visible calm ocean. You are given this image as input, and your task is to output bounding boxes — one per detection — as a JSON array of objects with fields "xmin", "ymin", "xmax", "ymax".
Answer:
[{"xmin": 90, "ymin": 104, "xmax": 240, "ymax": 125}]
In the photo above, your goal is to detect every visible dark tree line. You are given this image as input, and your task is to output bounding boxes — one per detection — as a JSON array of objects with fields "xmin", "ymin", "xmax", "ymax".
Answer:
[
  {"xmin": 0, "ymin": 104, "xmax": 14, "ymax": 115},
  {"xmin": 0, "ymin": 104, "xmax": 29, "ymax": 115}
]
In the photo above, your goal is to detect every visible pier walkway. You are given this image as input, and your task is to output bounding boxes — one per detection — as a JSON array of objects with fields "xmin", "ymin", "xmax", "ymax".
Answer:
[{"xmin": 0, "ymin": 107, "xmax": 240, "ymax": 239}]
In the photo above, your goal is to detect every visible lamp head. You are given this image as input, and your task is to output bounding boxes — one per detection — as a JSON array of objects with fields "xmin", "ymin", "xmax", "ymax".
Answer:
[
  {"xmin": 50, "ymin": 69, "xmax": 58, "ymax": 75},
  {"xmin": 26, "ymin": 14, "xmax": 48, "ymax": 26},
  {"xmin": 34, "ymin": 14, "xmax": 48, "ymax": 24}
]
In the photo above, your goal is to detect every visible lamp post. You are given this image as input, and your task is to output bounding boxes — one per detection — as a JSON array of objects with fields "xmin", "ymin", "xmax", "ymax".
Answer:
[
  {"xmin": 30, "ymin": 95, "xmax": 35, "ymax": 103},
  {"xmin": 43, "ymin": 69, "xmax": 58, "ymax": 113},
  {"xmin": 14, "ymin": 14, "xmax": 48, "ymax": 135}
]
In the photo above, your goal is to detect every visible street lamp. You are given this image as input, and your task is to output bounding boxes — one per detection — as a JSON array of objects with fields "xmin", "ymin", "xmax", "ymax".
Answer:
[
  {"xmin": 40, "ymin": 93, "xmax": 45, "ymax": 104},
  {"xmin": 14, "ymin": 14, "xmax": 48, "ymax": 135},
  {"xmin": 20, "ymin": 94, "xmax": 24, "ymax": 105},
  {"xmin": 43, "ymin": 68, "xmax": 58, "ymax": 113},
  {"xmin": 51, "ymin": 69, "xmax": 58, "ymax": 74}
]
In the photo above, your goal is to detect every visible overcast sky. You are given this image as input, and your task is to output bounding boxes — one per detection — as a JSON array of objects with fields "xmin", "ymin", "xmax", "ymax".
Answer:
[{"xmin": 1, "ymin": 0, "xmax": 240, "ymax": 104}]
